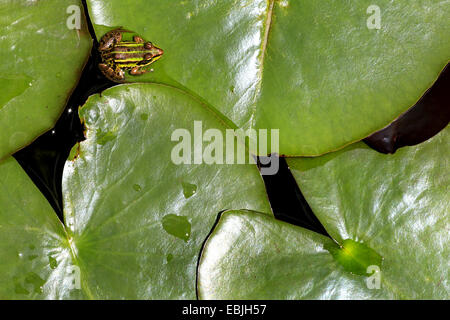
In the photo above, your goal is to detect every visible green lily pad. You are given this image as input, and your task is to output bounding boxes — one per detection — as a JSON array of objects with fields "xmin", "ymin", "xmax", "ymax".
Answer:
[
  {"xmin": 286, "ymin": 128, "xmax": 449, "ymax": 298},
  {"xmin": 0, "ymin": 157, "xmax": 84, "ymax": 299},
  {"xmin": 86, "ymin": 0, "xmax": 449, "ymax": 156},
  {"xmin": 198, "ymin": 128, "xmax": 449, "ymax": 299},
  {"xmin": 0, "ymin": 83, "xmax": 271, "ymax": 299},
  {"xmin": 0, "ymin": 0, "xmax": 92, "ymax": 160},
  {"xmin": 198, "ymin": 210, "xmax": 387, "ymax": 299}
]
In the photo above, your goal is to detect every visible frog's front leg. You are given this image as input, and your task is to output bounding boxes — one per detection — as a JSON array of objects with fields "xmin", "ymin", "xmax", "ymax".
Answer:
[
  {"xmin": 130, "ymin": 66, "xmax": 151, "ymax": 76},
  {"xmin": 133, "ymin": 35, "xmax": 145, "ymax": 43}
]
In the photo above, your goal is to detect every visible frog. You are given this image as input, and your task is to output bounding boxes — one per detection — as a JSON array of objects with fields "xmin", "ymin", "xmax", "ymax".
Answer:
[{"xmin": 98, "ymin": 28, "xmax": 164, "ymax": 82}]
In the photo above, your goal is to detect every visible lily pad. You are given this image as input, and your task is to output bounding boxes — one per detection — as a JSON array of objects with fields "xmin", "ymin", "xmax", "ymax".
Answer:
[
  {"xmin": 0, "ymin": 0, "xmax": 92, "ymax": 160},
  {"xmin": 0, "ymin": 83, "xmax": 271, "ymax": 299},
  {"xmin": 86, "ymin": 0, "xmax": 449, "ymax": 155},
  {"xmin": 0, "ymin": 157, "xmax": 84, "ymax": 299},
  {"xmin": 198, "ymin": 210, "xmax": 387, "ymax": 299},
  {"xmin": 198, "ymin": 128, "xmax": 449, "ymax": 299}
]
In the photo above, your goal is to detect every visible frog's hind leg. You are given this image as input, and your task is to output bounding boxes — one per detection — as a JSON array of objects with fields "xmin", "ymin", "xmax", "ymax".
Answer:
[
  {"xmin": 98, "ymin": 63, "xmax": 110, "ymax": 73},
  {"xmin": 112, "ymin": 67, "xmax": 125, "ymax": 81},
  {"xmin": 98, "ymin": 30, "xmax": 123, "ymax": 51},
  {"xmin": 98, "ymin": 63, "xmax": 124, "ymax": 82}
]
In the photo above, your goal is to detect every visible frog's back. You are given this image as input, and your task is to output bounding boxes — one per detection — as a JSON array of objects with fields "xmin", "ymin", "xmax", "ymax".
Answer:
[{"xmin": 106, "ymin": 42, "xmax": 148, "ymax": 70}]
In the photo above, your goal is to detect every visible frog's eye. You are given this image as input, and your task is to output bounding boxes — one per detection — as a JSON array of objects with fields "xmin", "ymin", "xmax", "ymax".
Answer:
[{"xmin": 144, "ymin": 42, "xmax": 153, "ymax": 49}]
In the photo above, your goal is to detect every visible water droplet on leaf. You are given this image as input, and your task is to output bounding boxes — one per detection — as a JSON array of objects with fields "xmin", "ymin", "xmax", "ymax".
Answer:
[
  {"xmin": 24, "ymin": 272, "xmax": 45, "ymax": 294},
  {"xmin": 48, "ymin": 255, "xmax": 58, "ymax": 269},
  {"xmin": 96, "ymin": 129, "xmax": 116, "ymax": 145},
  {"xmin": 181, "ymin": 182, "xmax": 197, "ymax": 199},
  {"xmin": 161, "ymin": 214, "xmax": 191, "ymax": 242},
  {"xmin": 0, "ymin": 75, "xmax": 33, "ymax": 109}
]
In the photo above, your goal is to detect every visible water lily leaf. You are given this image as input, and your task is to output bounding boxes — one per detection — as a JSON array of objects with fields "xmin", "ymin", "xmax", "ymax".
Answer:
[
  {"xmin": 0, "ymin": 83, "xmax": 271, "ymax": 299},
  {"xmin": 287, "ymin": 127, "xmax": 449, "ymax": 298},
  {"xmin": 62, "ymin": 83, "xmax": 270, "ymax": 299},
  {"xmin": 198, "ymin": 128, "xmax": 449, "ymax": 299},
  {"xmin": 198, "ymin": 210, "xmax": 387, "ymax": 299},
  {"xmin": 0, "ymin": 157, "xmax": 85, "ymax": 299},
  {"xmin": 0, "ymin": 0, "xmax": 92, "ymax": 160},
  {"xmin": 86, "ymin": 0, "xmax": 449, "ymax": 155}
]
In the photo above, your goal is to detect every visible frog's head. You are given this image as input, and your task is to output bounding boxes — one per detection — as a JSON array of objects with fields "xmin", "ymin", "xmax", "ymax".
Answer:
[{"xmin": 144, "ymin": 42, "xmax": 164, "ymax": 63}]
